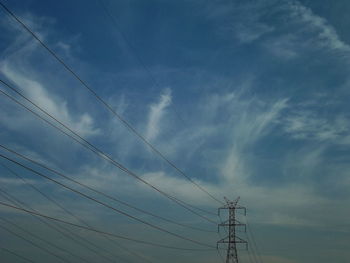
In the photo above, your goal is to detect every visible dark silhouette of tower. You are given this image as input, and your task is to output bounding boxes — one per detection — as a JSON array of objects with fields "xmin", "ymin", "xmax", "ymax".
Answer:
[{"xmin": 217, "ymin": 197, "xmax": 247, "ymax": 263}]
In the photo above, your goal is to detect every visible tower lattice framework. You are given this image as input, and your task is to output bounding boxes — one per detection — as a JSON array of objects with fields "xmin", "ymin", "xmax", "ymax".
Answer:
[{"xmin": 217, "ymin": 197, "xmax": 247, "ymax": 263}]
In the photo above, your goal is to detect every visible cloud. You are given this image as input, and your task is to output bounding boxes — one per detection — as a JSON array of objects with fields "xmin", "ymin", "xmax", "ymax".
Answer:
[
  {"xmin": 217, "ymin": 95, "xmax": 288, "ymax": 183},
  {"xmin": 132, "ymin": 88, "xmax": 350, "ymax": 231},
  {"xmin": 263, "ymin": 0, "xmax": 350, "ymax": 59},
  {"xmin": 288, "ymin": 1, "xmax": 350, "ymax": 53},
  {"xmin": 264, "ymin": 33, "xmax": 299, "ymax": 59},
  {"xmin": 213, "ymin": 0, "xmax": 350, "ymax": 60},
  {"xmin": 283, "ymin": 109, "xmax": 350, "ymax": 144},
  {"xmin": 0, "ymin": 177, "xmax": 39, "ymax": 187},
  {"xmin": 234, "ymin": 22, "xmax": 274, "ymax": 44},
  {"xmin": 1, "ymin": 4, "xmax": 350, "ymax": 262},
  {"xmin": 1, "ymin": 63, "xmax": 99, "ymax": 137},
  {"xmin": 203, "ymin": 0, "xmax": 275, "ymax": 45},
  {"xmin": 145, "ymin": 88, "xmax": 172, "ymax": 141},
  {"xmin": 0, "ymin": 14, "xmax": 99, "ymax": 138},
  {"xmin": 141, "ymin": 171, "xmax": 222, "ymax": 207},
  {"xmin": 0, "ymin": 13, "xmax": 342, "ymax": 233}
]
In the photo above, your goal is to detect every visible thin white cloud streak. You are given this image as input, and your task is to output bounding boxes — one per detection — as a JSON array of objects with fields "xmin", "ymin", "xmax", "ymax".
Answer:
[
  {"xmin": 283, "ymin": 109, "xmax": 350, "ymax": 144},
  {"xmin": 211, "ymin": 0, "xmax": 350, "ymax": 60},
  {"xmin": 234, "ymin": 22, "xmax": 274, "ymax": 44},
  {"xmin": 145, "ymin": 88, "xmax": 172, "ymax": 141},
  {"xmin": 211, "ymin": 94, "xmax": 288, "ymax": 183},
  {"xmin": 142, "ymin": 94, "xmax": 290, "ymax": 207},
  {"xmin": 264, "ymin": 0, "xmax": 350, "ymax": 59},
  {"xmin": 141, "ymin": 171, "xmax": 220, "ymax": 205},
  {"xmin": 288, "ymin": 1, "xmax": 350, "ymax": 53},
  {"xmin": 133, "ymin": 89, "xmax": 349, "ymax": 230},
  {"xmin": 0, "ymin": 177, "xmax": 40, "ymax": 186},
  {"xmin": 0, "ymin": 14, "xmax": 99, "ymax": 138},
  {"xmin": 203, "ymin": 0, "xmax": 275, "ymax": 45},
  {"xmin": 1, "ymin": 63, "xmax": 100, "ymax": 138}
]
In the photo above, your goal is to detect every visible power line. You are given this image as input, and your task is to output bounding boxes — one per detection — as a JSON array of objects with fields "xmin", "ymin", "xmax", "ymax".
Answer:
[
  {"xmin": 0, "ymin": 217, "xmax": 93, "ymax": 263},
  {"xmin": 245, "ymin": 230, "xmax": 259, "ymax": 263},
  {"xmin": 246, "ymin": 217, "xmax": 263, "ymax": 263},
  {"xmin": 247, "ymin": 246, "xmax": 257, "ymax": 263},
  {"xmin": 0, "ymin": 80, "xmax": 216, "ymax": 226},
  {"xmin": 217, "ymin": 248, "xmax": 226, "ymax": 263},
  {"xmin": 0, "ymin": 80, "xmax": 217, "ymax": 224},
  {"xmin": 96, "ymin": 0, "xmax": 187, "ymax": 125},
  {"xmin": 0, "ymin": 224, "xmax": 72, "ymax": 263},
  {"xmin": 0, "ymin": 201, "xmax": 216, "ymax": 251},
  {"xmin": 238, "ymin": 215, "xmax": 258, "ymax": 263},
  {"xmin": 0, "ymin": 188, "xmax": 121, "ymax": 263},
  {"xmin": 0, "ymin": 246, "xmax": 37, "ymax": 263},
  {"xmin": 0, "ymin": 0, "xmax": 223, "ymax": 206},
  {"xmin": 0, "ymin": 162, "xmax": 151, "ymax": 263},
  {"xmin": 0, "ymin": 153, "xmax": 214, "ymax": 249}
]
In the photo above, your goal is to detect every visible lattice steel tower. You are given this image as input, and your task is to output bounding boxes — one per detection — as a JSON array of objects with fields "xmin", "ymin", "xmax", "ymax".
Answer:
[{"xmin": 217, "ymin": 197, "xmax": 247, "ymax": 263}]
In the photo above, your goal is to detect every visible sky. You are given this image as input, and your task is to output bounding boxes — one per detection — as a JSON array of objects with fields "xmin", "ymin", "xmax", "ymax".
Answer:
[{"xmin": 0, "ymin": 0, "xmax": 349, "ymax": 262}]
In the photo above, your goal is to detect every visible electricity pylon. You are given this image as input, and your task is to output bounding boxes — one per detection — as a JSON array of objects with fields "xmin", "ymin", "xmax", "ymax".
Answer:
[{"xmin": 217, "ymin": 197, "xmax": 247, "ymax": 263}]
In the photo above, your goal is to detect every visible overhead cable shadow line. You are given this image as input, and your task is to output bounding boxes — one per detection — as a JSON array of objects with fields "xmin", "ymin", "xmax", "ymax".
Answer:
[
  {"xmin": 0, "ymin": 201, "xmax": 217, "ymax": 251},
  {"xmin": 0, "ymin": 0, "xmax": 223, "ymax": 206},
  {"xmin": 0, "ymin": 188, "xmax": 121, "ymax": 263},
  {"xmin": 0, "ymin": 162, "xmax": 150, "ymax": 263},
  {"xmin": 0, "ymin": 246, "xmax": 37, "ymax": 263},
  {"xmin": 0, "ymin": 81, "xmax": 218, "ymax": 225},
  {"xmin": 0, "ymin": 153, "xmax": 215, "ymax": 249}
]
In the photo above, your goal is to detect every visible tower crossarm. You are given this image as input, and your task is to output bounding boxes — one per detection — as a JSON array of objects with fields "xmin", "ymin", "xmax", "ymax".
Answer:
[{"xmin": 218, "ymin": 219, "xmax": 246, "ymax": 233}]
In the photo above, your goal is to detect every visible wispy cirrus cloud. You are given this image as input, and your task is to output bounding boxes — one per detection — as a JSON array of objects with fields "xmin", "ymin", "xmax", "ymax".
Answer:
[
  {"xmin": 1, "ymin": 63, "xmax": 100, "ymax": 137},
  {"xmin": 283, "ymin": 109, "xmax": 350, "ymax": 144},
  {"xmin": 145, "ymin": 88, "xmax": 172, "ymax": 141},
  {"xmin": 0, "ymin": 14, "xmax": 99, "ymax": 138},
  {"xmin": 287, "ymin": 1, "xmax": 350, "ymax": 53},
  {"xmin": 207, "ymin": 0, "xmax": 350, "ymax": 60},
  {"xmin": 263, "ymin": 0, "xmax": 350, "ymax": 59},
  {"xmin": 1, "ymin": 1, "xmax": 350, "ymax": 262}
]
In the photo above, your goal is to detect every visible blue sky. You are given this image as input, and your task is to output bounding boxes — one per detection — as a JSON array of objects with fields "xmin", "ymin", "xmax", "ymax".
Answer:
[{"xmin": 0, "ymin": 0, "xmax": 349, "ymax": 262}]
